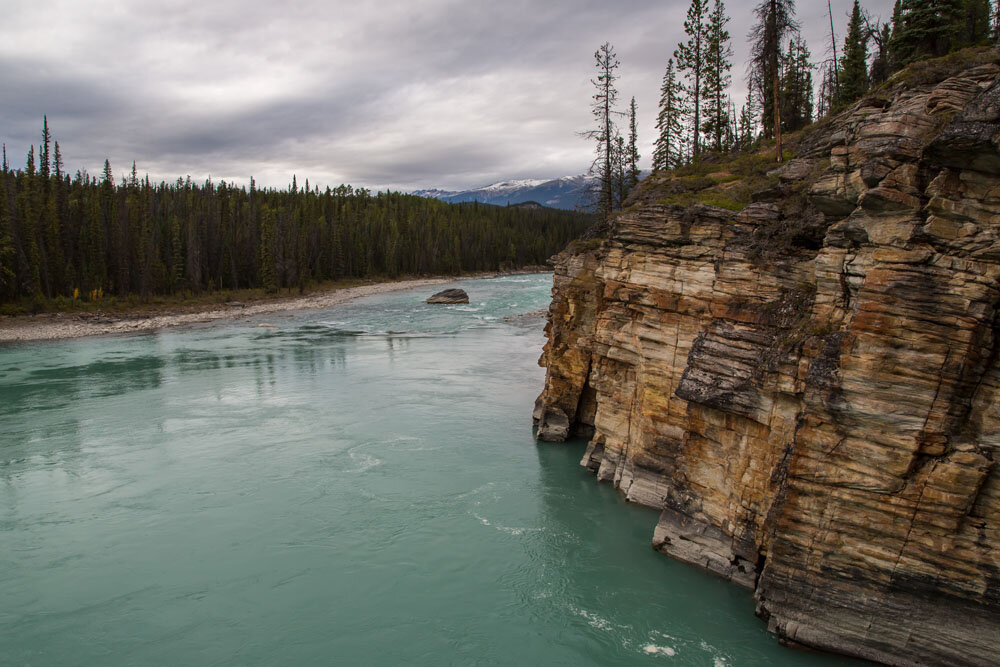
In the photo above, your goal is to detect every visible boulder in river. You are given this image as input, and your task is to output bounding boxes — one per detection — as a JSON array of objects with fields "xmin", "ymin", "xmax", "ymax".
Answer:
[{"xmin": 425, "ymin": 288, "xmax": 469, "ymax": 304}]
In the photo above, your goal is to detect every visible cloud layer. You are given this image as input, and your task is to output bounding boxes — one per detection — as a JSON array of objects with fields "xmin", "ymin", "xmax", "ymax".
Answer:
[{"xmin": 1, "ymin": 0, "xmax": 894, "ymax": 191}]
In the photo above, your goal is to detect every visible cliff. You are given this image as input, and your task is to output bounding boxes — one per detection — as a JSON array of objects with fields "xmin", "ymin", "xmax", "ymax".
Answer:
[{"xmin": 535, "ymin": 50, "xmax": 1000, "ymax": 666}]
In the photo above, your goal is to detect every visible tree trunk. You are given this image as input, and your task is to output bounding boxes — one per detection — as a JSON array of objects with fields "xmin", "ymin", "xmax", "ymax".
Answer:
[
  {"xmin": 828, "ymin": 0, "xmax": 840, "ymax": 95},
  {"xmin": 771, "ymin": 0, "xmax": 783, "ymax": 163},
  {"xmin": 694, "ymin": 34, "xmax": 702, "ymax": 158},
  {"xmin": 773, "ymin": 59, "xmax": 782, "ymax": 162}
]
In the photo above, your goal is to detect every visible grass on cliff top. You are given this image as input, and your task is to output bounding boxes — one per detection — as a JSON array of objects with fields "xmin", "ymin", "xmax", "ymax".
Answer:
[
  {"xmin": 640, "ymin": 147, "xmax": 792, "ymax": 213},
  {"xmin": 882, "ymin": 46, "xmax": 1000, "ymax": 90}
]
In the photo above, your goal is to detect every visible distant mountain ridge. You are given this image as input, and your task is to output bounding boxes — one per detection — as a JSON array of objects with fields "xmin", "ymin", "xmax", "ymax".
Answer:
[{"xmin": 413, "ymin": 175, "xmax": 594, "ymax": 211}]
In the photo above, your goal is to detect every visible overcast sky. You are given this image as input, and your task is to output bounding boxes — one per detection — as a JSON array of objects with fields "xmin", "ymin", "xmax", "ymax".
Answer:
[{"xmin": 1, "ymin": 0, "xmax": 895, "ymax": 192}]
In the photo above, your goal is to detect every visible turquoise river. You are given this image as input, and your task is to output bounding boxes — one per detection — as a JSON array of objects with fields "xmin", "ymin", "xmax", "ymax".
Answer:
[{"xmin": 0, "ymin": 274, "xmax": 856, "ymax": 665}]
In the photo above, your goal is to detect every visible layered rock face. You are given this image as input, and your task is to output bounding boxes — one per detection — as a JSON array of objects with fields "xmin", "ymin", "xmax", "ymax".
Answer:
[{"xmin": 535, "ymin": 57, "xmax": 1000, "ymax": 666}]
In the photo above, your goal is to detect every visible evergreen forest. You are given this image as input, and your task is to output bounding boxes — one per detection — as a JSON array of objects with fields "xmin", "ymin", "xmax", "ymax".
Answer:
[{"xmin": 0, "ymin": 122, "xmax": 591, "ymax": 310}]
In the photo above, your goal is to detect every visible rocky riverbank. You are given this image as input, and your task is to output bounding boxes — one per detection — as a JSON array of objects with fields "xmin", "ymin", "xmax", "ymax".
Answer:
[{"xmin": 0, "ymin": 278, "xmax": 453, "ymax": 343}]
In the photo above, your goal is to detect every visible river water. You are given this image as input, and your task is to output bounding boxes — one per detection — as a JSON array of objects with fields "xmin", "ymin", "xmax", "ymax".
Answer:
[{"xmin": 0, "ymin": 274, "xmax": 854, "ymax": 665}]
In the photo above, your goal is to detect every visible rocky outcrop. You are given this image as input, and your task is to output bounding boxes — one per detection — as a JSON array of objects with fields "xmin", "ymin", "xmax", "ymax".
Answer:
[
  {"xmin": 535, "ymin": 52, "xmax": 1000, "ymax": 667},
  {"xmin": 426, "ymin": 288, "xmax": 470, "ymax": 304}
]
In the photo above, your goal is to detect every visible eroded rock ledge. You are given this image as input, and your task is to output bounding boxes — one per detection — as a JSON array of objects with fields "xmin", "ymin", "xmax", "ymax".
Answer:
[{"xmin": 535, "ymin": 53, "xmax": 1000, "ymax": 667}]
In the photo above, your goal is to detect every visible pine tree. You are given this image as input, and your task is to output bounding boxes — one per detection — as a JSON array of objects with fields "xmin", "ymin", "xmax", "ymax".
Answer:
[
  {"xmin": 961, "ymin": 0, "xmax": 993, "ymax": 46},
  {"xmin": 654, "ymin": 58, "xmax": 685, "ymax": 171},
  {"xmin": 817, "ymin": 62, "xmax": 835, "ymax": 117},
  {"xmin": 39, "ymin": 116, "xmax": 51, "ymax": 182},
  {"xmin": 736, "ymin": 87, "xmax": 758, "ymax": 152},
  {"xmin": 0, "ymin": 170, "xmax": 14, "ymax": 297},
  {"xmin": 749, "ymin": 0, "xmax": 798, "ymax": 162},
  {"xmin": 42, "ymin": 181, "xmax": 63, "ymax": 296},
  {"xmin": 259, "ymin": 207, "xmax": 278, "ymax": 293},
  {"xmin": 702, "ymin": 0, "xmax": 733, "ymax": 152},
  {"xmin": 18, "ymin": 146, "xmax": 43, "ymax": 295},
  {"xmin": 170, "ymin": 215, "xmax": 184, "ymax": 292},
  {"xmin": 585, "ymin": 42, "xmax": 622, "ymax": 219},
  {"xmin": 836, "ymin": 1, "xmax": 869, "ymax": 106},
  {"xmin": 887, "ymin": 0, "xmax": 905, "ymax": 69},
  {"xmin": 612, "ymin": 134, "xmax": 627, "ymax": 209},
  {"xmin": 675, "ymin": 0, "xmax": 710, "ymax": 158},
  {"xmin": 53, "ymin": 142, "xmax": 63, "ymax": 182},
  {"xmin": 85, "ymin": 194, "xmax": 106, "ymax": 292},
  {"xmin": 890, "ymin": 0, "xmax": 964, "ymax": 64},
  {"xmin": 626, "ymin": 97, "xmax": 640, "ymax": 193},
  {"xmin": 869, "ymin": 23, "xmax": 893, "ymax": 86},
  {"xmin": 781, "ymin": 38, "xmax": 814, "ymax": 132}
]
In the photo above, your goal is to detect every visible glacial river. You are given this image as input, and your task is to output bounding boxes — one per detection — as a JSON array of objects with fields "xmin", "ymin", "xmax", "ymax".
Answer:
[{"xmin": 0, "ymin": 274, "xmax": 855, "ymax": 665}]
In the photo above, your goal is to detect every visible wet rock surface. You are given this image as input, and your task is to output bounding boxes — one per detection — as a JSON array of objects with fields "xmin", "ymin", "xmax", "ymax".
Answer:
[
  {"xmin": 425, "ymin": 288, "xmax": 470, "ymax": 304},
  {"xmin": 536, "ymin": 55, "xmax": 1000, "ymax": 667}
]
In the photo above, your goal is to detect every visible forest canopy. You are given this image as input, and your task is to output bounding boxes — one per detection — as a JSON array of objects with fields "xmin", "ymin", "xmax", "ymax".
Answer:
[{"xmin": 0, "ymin": 121, "xmax": 591, "ymax": 309}]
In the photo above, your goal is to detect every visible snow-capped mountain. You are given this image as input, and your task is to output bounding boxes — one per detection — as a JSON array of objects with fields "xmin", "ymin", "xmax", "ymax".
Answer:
[{"xmin": 413, "ymin": 175, "xmax": 595, "ymax": 211}]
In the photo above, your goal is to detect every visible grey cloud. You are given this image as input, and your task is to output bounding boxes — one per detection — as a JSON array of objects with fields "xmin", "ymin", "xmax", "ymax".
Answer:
[{"xmin": 1, "ymin": 0, "xmax": 896, "ymax": 191}]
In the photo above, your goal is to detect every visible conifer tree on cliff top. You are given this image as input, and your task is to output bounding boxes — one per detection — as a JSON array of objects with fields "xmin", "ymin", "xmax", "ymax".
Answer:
[
  {"xmin": 748, "ymin": 0, "xmax": 798, "ymax": 163},
  {"xmin": 889, "ymin": 0, "xmax": 964, "ymax": 64},
  {"xmin": 584, "ymin": 42, "xmax": 622, "ymax": 220},
  {"xmin": 702, "ymin": 0, "xmax": 733, "ymax": 153},
  {"xmin": 654, "ymin": 58, "xmax": 685, "ymax": 171},
  {"xmin": 675, "ymin": 0, "xmax": 710, "ymax": 158},
  {"xmin": 626, "ymin": 97, "xmax": 640, "ymax": 193},
  {"xmin": 836, "ymin": 0, "xmax": 869, "ymax": 107},
  {"xmin": 960, "ymin": 0, "xmax": 993, "ymax": 47},
  {"xmin": 780, "ymin": 37, "xmax": 813, "ymax": 133}
]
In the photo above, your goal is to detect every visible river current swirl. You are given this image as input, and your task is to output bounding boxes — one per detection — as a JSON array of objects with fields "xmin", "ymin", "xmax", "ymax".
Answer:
[{"xmin": 0, "ymin": 274, "xmax": 855, "ymax": 665}]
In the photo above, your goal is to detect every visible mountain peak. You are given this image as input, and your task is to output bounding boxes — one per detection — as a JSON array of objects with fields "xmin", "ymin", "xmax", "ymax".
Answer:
[{"xmin": 413, "ymin": 174, "xmax": 594, "ymax": 210}]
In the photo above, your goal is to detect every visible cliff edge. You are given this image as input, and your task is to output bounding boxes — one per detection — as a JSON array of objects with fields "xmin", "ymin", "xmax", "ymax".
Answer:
[{"xmin": 535, "ymin": 50, "xmax": 1000, "ymax": 666}]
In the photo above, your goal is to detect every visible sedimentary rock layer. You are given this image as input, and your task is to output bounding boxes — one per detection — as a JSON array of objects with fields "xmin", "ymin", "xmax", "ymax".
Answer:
[{"xmin": 536, "ymin": 56, "xmax": 1000, "ymax": 666}]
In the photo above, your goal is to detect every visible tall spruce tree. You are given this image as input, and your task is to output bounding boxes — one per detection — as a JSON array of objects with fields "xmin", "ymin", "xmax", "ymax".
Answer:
[
  {"xmin": 736, "ymin": 87, "xmax": 758, "ymax": 151},
  {"xmin": 890, "ymin": 0, "xmax": 964, "ymax": 64},
  {"xmin": 654, "ymin": 58, "xmax": 685, "ymax": 171},
  {"xmin": 817, "ymin": 62, "xmax": 836, "ymax": 117},
  {"xmin": 836, "ymin": 1, "xmax": 869, "ymax": 106},
  {"xmin": 626, "ymin": 97, "xmax": 640, "ymax": 192},
  {"xmin": 781, "ymin": 38, "xmax": 814, "ymax": 132},
  {"xmin": 40, "ymin": 116, "xmax": 51, "ymax": 182},
  {"xmin": 259, "ymin": 207, "xmax": 278, "ymax": 293},
  {"xmin": 702, "ymin": 0, "xmax": 733, "ymax": 152},
  {"xmin": 749, "ymin": 0, "xmax": 798, "ymax": 162},
  {"xmin": 0, "ymin": 167, "xmax": 14, "ymax": 297},
  {"xmin": 887, "ymin": 0, "xmax": 905, "ymax": 69},
  {"xmin": 869, "ymin": 23, "xmax": 892, "ymax": 85},
  {"xmin": 675, "ymin": 0, "xmax": 710, "ymax": 158},
  {"xmin": 585, "ymin": 42, "xmax": 621, "ymax": 219},
  {"xmin": 613, "ymin": 134, "xmax": 628, "ymax": 209},
  {"xmin": 19, "ymin": 146, "xmax": 42, "ymax": 295},
  {"xmin": 962, "ymin": 0, "xmax": 993, "ymax": 46}
]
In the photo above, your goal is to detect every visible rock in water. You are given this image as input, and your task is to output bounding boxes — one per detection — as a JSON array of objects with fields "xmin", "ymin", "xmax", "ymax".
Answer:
[
  {"xmin": 425, "ymin": 288, "xmax": 469, "ymax": 304},
  {"xmin": 534, "ymin": 55, "xmax": 1000, "ymax": 666}
]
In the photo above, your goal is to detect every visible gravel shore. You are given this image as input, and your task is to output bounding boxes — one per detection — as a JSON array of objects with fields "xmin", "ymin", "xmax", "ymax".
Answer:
[{"xmin": 0, "ymin": 277, "xmax": 457, "ymax": 344}]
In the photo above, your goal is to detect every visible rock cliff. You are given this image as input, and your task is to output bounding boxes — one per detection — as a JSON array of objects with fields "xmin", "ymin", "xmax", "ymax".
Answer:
[{"xmin": 535, "ymin": 51, "xmax": 1000, "ymax": 666}]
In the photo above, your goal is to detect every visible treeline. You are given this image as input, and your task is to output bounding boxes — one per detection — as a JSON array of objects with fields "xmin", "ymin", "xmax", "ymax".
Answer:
[
  {"xmin": 588, "ymin": 0, "xmax": 1000, "ymax": 219},
  {"xmin": 0, "ymin": 121, "xmax": 591, "ymax": 305}
]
